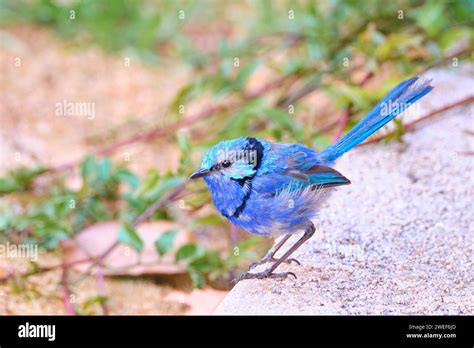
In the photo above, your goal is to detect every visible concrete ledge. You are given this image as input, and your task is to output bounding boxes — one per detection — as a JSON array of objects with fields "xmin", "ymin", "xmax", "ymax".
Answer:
[{"xmin": 215, "ymin": 68, "xmax": 474, "ymax": 315}]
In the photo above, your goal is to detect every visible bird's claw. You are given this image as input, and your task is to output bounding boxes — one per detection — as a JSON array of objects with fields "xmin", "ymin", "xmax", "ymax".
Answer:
[
  {"xmin": 248, "ymin": 257, "xmax": 301, "ymax": 271},
  {"xmin": 234, "ymin": 270, "xmax": 297, "ymax": 283}
]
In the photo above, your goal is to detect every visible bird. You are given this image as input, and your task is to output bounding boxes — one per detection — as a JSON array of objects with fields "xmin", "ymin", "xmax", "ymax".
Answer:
[{"xmin": 189, "ymin": 76, "xmax": 433, "ymax": 281}]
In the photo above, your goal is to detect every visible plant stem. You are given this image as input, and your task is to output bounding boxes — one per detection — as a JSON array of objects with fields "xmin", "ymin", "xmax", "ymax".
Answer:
[{"xmin": 60, "ymin": 262, "xmax": 76, "ymax": 315}]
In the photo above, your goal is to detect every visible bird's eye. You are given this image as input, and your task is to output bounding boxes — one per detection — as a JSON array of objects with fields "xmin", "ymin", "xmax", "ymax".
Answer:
[{"xmin": 222, "ymin": 160, "xmax": 231, "ymax": 168}]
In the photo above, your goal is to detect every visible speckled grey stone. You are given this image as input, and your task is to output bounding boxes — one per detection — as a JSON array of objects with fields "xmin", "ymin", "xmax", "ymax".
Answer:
[{"xmin": 215, "ymin": 67, "xmax": 474, "ymax": 315}]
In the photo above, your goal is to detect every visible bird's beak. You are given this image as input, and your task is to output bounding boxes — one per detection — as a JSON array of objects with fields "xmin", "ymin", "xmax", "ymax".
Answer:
[{"xmin": 189, "ymin": 168, "xmax": 211, "ymax": 180}]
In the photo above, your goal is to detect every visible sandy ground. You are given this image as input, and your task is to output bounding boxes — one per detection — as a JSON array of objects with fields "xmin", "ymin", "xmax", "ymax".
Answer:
[
  {"xmin": 216, "ymin": 67, "xmax": 474, "ymax": 314},
  {"xmin": 0, "ymin": 25, "xmax": 188, "ymax": 175}
]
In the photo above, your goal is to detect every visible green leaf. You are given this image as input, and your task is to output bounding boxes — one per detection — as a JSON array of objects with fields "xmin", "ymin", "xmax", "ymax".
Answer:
[
  {"xmin": 188, "ymin": 269, "xmax": 205, "ymax": 289},
  {"xmin": 98, "ymin": 158, "xmax": 112, "ymax": 181},
  {"xmin": 118, "ymin": 223, "xmax": 143, "ymax": 253},
  {"xmin": 410, "ymin": 1, "xmax": 447, "ymax": 37},
  {"xmin": 82, "ymin": 295, "xmax": 108, "ymax": 311},
  {"xmin": 115, "ymin": 168, "xmax": 140, "ymax": 188},
  {"xmin": 133, "ymin": 169, "xmax": 160, "ymax": 198},
  {"xmin": 170, "ymin": 82, "xmax": 197, "ymax": 112},
  {"xmin": 80, "ymin": 155, "xmax": 100, "ymax": 184},
  {"xmin": 175, "ymin": 243, "xmax": 200, "ymax": 261},
  {"xmin": 235, "ymin": 60, "xmax": 260, "ymax": 87},
  {"xmin": 176, "ymin": 133, "xmax": 191, "ymax": 154},
  {"xmin": 283, "ymin": 59, "xmax": 307, "ymax": 75},
  {"xmin": 0, "ymin": 178, "xmax": 19, "ymax": 194},
  {"xmin": 145, "ymin": 177, "xmax": 183, "ymax": 202},
  {"xmin": 439, "ymin": 27, "xmax": 473, "ymax": 51},
  {"xmin": 42, "ymin": 231, "xmax": 70, "ymax": 250},
  {"xmin": 311, "ymin": 134, "xmax": 331, "ymax": 151},
  {"xmin": 0, "ymin": 166, "xmax": 46, "ymax": 194},
  {"xmin": 193, "ymin": 214, "xmax": 224, "ymax": 226},
  {"xmin": 154, "ymin": 229, "xmax": 178, "ymax": 256},
  {"xmin": 188, "ymin": 250, "xmax": 223, "ymax": 273}
]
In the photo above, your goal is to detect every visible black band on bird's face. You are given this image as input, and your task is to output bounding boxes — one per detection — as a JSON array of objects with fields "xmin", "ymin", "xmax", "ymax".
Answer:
[
  {"xmin": 243, "ymin": 137, "xmax": 264, "ymax": 170},
  {"xmin": 228, "ymin": 138, "xmax": 264, "ymax": 218},
  {"xmin": 228, "ymin": 137, "xmax": 264, "ymax": 187}
]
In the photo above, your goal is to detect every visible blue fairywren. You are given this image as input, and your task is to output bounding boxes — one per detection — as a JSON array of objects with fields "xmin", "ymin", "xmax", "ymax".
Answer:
[{"xmin": 189, "ymin": 76, "xmax": 433, "ymax": 281}]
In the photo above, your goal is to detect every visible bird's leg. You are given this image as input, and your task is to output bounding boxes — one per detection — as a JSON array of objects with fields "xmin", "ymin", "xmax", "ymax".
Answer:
[
  {"xmin": 248, "ymin": 234, "xmax": 300, "ymax": 270},
  {"xmin": 238, "ymin": 221, "xmax": 315, "ymax": 282}
]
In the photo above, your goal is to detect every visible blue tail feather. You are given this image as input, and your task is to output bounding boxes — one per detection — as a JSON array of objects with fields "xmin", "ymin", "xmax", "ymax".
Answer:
[{"xmin": 320, "ymin": 76, "xmax": 433, "ymax": 162}]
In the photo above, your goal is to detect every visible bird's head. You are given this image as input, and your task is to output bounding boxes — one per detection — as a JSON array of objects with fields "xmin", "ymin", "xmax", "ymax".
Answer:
[
  {"xmin": 189, "ymin": 137, "xmax": 265, "ymax": 183},
  {"xmin": 189, "ymin": 137, "xmax": 266, "ymax": 217}
]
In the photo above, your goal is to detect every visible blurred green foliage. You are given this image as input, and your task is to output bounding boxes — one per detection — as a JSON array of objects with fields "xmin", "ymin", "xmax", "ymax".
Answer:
[
  {"xmin": 0, "ymin": 154, "xmax": 265, "ymax": 288},
  {"xmin": 0, "ymin": 0, "xmax": 473, "ymax": 288},
  {"xmin": 0, "ymin": 167, "xmax": 47, "ymax": 194},
  {"xmin": 0, "ymin": 0, "xmax": 203, "ymax": 64}
]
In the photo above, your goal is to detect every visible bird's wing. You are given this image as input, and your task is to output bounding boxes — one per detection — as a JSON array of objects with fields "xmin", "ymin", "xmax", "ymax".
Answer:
[
  {"xmin": 253, "ymin": 143, "xmax": 350, "ymax": 195},
  {"xmin": 286, "ymin": 164, "xmax": 351, "ymax": 188}
]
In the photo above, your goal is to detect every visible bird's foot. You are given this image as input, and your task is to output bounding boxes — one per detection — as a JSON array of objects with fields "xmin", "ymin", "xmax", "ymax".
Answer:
[
  {"xmin": 235, "ymin": 269, "xmax": 297, "ymax": 283},
  {"xmin": 248, "ymin": 256, "xmax": 301, "ymax": 271}
]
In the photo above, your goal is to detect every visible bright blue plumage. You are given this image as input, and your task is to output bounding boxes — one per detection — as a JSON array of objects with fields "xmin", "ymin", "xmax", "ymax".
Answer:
[
  {"xmin": 320, "ymin": 76, "xmax": 433, "ymax": 162},
  {"xmin": 189, "ymin": 76, "xmax": 433, "ymax": 280}
]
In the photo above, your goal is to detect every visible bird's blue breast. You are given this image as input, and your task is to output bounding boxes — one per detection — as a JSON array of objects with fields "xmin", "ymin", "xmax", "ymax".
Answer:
[{"xmin": 204, "ymin": 139, "xmax": 329, "ymax": 235}]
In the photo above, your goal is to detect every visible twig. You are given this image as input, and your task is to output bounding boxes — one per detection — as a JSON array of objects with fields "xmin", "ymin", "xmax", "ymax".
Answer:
[
  {"xmin": 60, "ymin": 262, "xmax": 76, "ymax": 315},
  {"xmin": 463, "ymin": 130, "xmax": 474, "ymax": 137},
  {"xmin": 332, "ymin": 106, "xmax": 352, "ymax": 143},
  {"xmin": 460, "ymin": 151, "xmax": 474, "ymax": 156},
  {"xmin": 0, "ymin": 255, "xmax": 91, "ymax": 283},
  {"xmin": 96, "ymin": 264, "xmax": 109, "ymax": 315},
  {"xmin": 230, "ymin": 224, "xmax": 239, "ymax": 247},
  {"xmin": 133, "ymin": 183, "xmax": 186, "ymax": 227},
  {"xmin": 358, "ymin": 95, "xmax": 474, "ymax": 147}
]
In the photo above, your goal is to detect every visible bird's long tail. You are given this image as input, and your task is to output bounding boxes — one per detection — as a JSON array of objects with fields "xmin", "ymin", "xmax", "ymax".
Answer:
[{"xmin": 319, "ymin": 76, "xmax": 433, "ymax": 162}]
